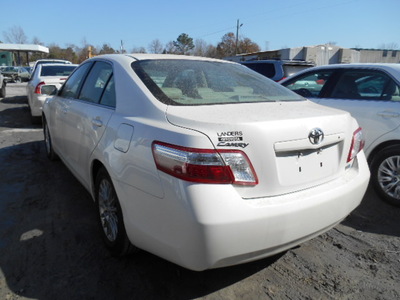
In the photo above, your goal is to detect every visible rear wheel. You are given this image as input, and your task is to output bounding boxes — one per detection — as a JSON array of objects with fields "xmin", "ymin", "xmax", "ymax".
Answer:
[
  {"xmin": 95, "ymin": 168, "xmax": 136, "ymax": 256},
  {"xmin": 370, "ymin": 146, "xmax": 400, "ymax": 207}
]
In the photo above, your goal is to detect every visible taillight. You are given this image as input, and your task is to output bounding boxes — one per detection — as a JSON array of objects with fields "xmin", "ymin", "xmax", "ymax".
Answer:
[
  {"xmin": 35, "ymin": 82, "xmax": 45, "ymax": 94},
  {"xmin": 347, "ymin": 127, "xmax": 365, "ymax": 162},
  {"xmin": 152, "ymin": 141, "xmax": 258, "ymax": 185}
]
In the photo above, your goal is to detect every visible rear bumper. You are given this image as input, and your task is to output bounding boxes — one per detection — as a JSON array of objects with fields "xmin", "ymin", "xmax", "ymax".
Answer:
[
  {"xmin": 119, "ymin": 152, "xmax": 370, "ymax": 271},
  {"xmin": 30, "ymin": 95, "xmax": 47, "ymax": 117}
]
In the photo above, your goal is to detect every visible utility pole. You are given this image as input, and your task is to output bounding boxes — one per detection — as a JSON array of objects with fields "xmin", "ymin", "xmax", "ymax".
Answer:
[
  {"xmin": 120, "ymin": 40, "xmax": 125, "ymax": 53},
  {"xmin": 235, "ymin": 19, "xmax": 243, "ymax": 55}
]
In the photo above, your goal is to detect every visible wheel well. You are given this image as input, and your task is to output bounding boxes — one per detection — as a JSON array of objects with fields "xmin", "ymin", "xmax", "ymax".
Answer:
[{"xmin": 367, "ymin": 140, "xmax": 400, "ymax": 164}]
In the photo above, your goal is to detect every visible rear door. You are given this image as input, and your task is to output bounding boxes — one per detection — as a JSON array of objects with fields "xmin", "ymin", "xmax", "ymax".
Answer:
[{"xmin": 61, "ymin": 61, "xmax": 115, "ymax": 186}]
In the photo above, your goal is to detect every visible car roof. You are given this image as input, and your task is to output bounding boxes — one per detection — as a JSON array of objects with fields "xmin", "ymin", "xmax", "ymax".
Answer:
[
  {"xmin": 39, "ymin": 63, "xmax": 78, "ymax": 67},
  {"xmin": 305, "ymin": 63, "xmax": 400, "ymax": 72},
  {"xmin": 280, "ymin": 63, "xmax": 400, "ymax": 83},
  {"xmin": 35, "ymin": 59, "xmax": 72, "ymax": 63},
  {"xmin": 241, "ymin": 60, "xmax": 314, "ymax": 66},
  {"xmin": 88, "ymin": 53, "xmax": 237, "ymax": 65}
]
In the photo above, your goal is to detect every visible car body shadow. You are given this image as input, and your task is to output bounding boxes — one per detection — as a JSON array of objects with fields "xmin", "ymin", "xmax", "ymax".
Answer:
[
  {"xmin": 0, "ymin": 95, "xmax": 41, "ymax": 129},
  {"xmin": 0, "ymin": 140, "xmax": 283, "ymax": 300},
  {"xmin": 343, "ymin": 184, "xmax": 400, "ymax": 238}
]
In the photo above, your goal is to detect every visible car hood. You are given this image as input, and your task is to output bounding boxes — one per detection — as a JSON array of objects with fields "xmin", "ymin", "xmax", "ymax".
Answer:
[{"xmin": 165, "ymin": 100, "xmax": 357, "ymax": 198}]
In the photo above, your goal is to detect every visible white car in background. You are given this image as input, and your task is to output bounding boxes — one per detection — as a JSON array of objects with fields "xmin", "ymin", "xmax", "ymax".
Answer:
[
  {"xmin": 281, "ymin": 64, "xmax": 400, "ymax": 206},
  {"xmin": 26, "ymin": 63, "xmax": 77, "ymax": 123},
  {"xmin": 42, "ymin": 54, "xmax": 369, "ymax": 271},
  {"xmin": 30, "ymin": 59, "xmax": 72, "ymax": 76}
]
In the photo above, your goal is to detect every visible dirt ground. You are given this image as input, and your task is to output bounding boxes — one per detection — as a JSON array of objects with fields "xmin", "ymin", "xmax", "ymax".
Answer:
[{"xmin": 0, "ymin": 83, "xmax": 399, "ymax": 300}]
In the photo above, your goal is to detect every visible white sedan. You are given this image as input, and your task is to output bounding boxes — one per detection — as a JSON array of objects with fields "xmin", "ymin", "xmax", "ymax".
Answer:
[
  {"xmin": 26, "ymin": 63, "xmax": 77, "ymax": 123},
  {"xmin": 281, "ymin": 64, "xmax": 400, "ymax": 207},
  {"xmin": 42, "ymin": 54, "xmax": 369, "ymax": 271}
]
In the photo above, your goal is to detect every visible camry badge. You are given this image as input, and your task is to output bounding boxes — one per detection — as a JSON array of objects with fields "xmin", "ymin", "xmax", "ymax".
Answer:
[{"xmin": 309, "ymin": 128, "xmax": 324, "ymax": 145}]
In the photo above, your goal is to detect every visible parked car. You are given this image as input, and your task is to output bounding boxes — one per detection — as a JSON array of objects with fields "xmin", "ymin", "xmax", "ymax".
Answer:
[
  {"xmin": 240, "ymin": 60, "xmax": 314, "ymax": 81},
  {"xmin": 26, "ymin": 63, "xmax": 78, "ymax": 123},
  {"xmin": 25, "ymin": 66, "xmax": 33, "ymax": 74},
  {"xmin": 31, "ymin": 59, "xmax": 72, "ymax": 76},
  {"xmin": 1, "ymin": 66, "xmax": 31, "ymax": 83},
  {"xmin": 281, "ymin": 63, "xmax": 400, "ymax": 206},
  {"xmin": 42, "ymin": 54, "xmax": 369, "ymax": 271}
]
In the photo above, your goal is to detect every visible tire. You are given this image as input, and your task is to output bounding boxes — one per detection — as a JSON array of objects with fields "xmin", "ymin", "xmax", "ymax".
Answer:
[
  {"xmin": 370, "ymin": 146, "xmax": 400, "ymax": 207},
  {"xmin": 43, "ymin": 120, "xmax": 58, "ymax": 161},
  {"xmin": 95, "ymin": 168, "xmax": 136, "ymax": 256},
  {"xmin": 15, "ymin": 77, "xmax": 22, "ymax": 83},
  {"xmin": 0, "ymin": 83, "xmax": 5, "ymax": 98},
  {"xmin": 31, "ymin": 115, "xmax": 42, "ymax": 125}
]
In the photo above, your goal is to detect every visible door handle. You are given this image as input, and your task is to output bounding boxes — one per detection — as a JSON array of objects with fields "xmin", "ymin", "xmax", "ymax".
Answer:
[{"xmin": 92, "ymin": 118, "xmax": 103, "ymax": 127}]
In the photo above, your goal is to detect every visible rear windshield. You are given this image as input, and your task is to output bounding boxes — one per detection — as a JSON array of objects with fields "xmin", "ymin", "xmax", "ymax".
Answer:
[
  {"xmin": 40, "ymin": 65, "xmax": 76, "ymax": 76},
  {"xmin": 132, "ymin": 59, "xmax": 303, "ymax": 105}
]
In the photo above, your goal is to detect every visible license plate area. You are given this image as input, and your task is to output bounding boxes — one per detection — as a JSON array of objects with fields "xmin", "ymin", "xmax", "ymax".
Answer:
[{"xmin": 275, "ymin": 144, "xmax": 340, "ymax": 186}]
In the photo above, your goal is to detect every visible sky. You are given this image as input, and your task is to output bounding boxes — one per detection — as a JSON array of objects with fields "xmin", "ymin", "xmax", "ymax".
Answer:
[{"xmin": 1, "ymin": 0, "xmax": 399, "ymax": 52}]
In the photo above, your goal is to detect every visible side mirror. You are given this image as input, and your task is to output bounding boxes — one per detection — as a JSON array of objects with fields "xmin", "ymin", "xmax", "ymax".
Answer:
[{"xmin": 41, "ymin": 85, "xmax": 58, "ymax": 95}]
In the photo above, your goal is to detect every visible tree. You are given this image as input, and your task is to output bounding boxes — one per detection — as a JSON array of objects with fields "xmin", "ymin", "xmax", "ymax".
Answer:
[
  {"xmin": 32, "ymin": 37, "xmax": 43, "ymax": 45},
  {"xmin": 131, "ymin": 46, "xmax": 147, "ymax": 53},
  {"xmin": 205, "ymin": 45, "xmax": 218, "ymax": 58},
  {"xmin": 216, "ymin": 32, "xmax": 236, "ymax": 58},
  {"xmin": 148, "ymin": 39, "xmax": 164, "ymax": 54},
  {"xmin": 47, "ymin": 44, "xmax": 78, "ymax": 63},
  {"xmin": 99, "ymin": 43, "xmax": 116, "ymax": 55},
  {"xmin": 216, "ymin": 32, "xmax": 260, "ymax": 58},
  {"xmin": 3, "ymin": 26, "xmax": 28, "ymax": 44},
  {"xmin": 238, "ymin": 37, "xmax": 260, "ymax": 54},
  {"xmin": 173, "ymin": 33, "xmax": 194, "ymax": 55},
  {"xmin": 164, "ymin": 41, "xmax": 178, "ymax": 54},
  {"xmin": 192, "ymin": 39, "xmax": 209, "ymax": 57}
]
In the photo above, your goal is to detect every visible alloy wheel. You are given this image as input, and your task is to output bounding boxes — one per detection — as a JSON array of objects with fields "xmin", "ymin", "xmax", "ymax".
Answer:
[
  {"xmin": 377, "ymin": 155, "xmax": 400, "ymax": 200},
  {"xmin": 98, "ymin": 178, "xmax": 119, "ymax": 242}
]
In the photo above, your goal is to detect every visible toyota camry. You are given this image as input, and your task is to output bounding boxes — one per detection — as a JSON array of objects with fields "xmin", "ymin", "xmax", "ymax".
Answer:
[{"xmin": 42, "ymin": 54, "xmax": 370, "ymax": 271}]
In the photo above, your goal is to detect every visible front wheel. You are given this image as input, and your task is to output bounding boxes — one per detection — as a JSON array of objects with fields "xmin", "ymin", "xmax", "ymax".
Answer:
[
  {"xmin": 370, "ymin": 146, "xmax": 400, "ymax": 207},
  {"xmin": 95, "ymin": 168, "xmax": 136, "ymax": 256}
]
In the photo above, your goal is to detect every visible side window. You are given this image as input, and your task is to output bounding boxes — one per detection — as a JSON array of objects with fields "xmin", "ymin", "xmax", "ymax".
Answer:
[
  {"xmin": 330, "ymin": 70, "xmax": 398, "ymax": 100},
  {"xmin": 242, "ymin": 63, "xmax": 276, "ymax": 78},
  {"xmin": 283, "ymin": 70, "xmax": 334, "ymax": 98},
  {"xmin": 59, "ymin": 62, "xmax": 92, "ymax": 99},
  {"xmin": 79, "ymin": 61, "xmax": 113, "ymax": 104},
  {"xmin": 100, "ymin": 75, "xmax": 116, "ymax": 108}
]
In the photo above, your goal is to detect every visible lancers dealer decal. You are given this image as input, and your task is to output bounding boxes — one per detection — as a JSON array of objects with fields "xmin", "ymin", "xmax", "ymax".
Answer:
[{"xmin": 217, "ymin": 131, "xmax": 249, "ymax": 148}]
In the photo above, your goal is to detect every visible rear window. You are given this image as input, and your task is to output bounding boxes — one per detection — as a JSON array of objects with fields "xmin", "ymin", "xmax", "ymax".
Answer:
[
  {"xmin": 40, "ymin": 65, "xmax": 77, "ymax": 76},
  {"xmin": 132, "ymin": 60, "xmax": 303, "ymax": 105}
]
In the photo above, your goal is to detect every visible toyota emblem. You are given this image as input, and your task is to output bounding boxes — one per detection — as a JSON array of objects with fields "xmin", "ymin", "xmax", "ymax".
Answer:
[{"xmin": 309, "ymin": 128, "xmax": 324, "ymax": 145}]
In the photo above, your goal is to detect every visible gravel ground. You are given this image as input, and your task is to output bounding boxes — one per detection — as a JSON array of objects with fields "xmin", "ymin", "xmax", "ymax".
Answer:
[{"xmin": 0, "ymin": 83, "xmax": 399, "ymax": 300}]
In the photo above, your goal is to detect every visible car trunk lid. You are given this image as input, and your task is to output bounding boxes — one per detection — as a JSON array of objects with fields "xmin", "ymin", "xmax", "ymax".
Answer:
[{"xmin": 165, "ymin": 100, "xmax": 355, "ymax": 199}]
